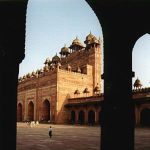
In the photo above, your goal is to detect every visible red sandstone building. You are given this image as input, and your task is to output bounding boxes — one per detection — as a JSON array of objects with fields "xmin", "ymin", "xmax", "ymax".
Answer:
[{"xmin": 17, "ymin": 33, "xmax": 150, "ymax": 126}]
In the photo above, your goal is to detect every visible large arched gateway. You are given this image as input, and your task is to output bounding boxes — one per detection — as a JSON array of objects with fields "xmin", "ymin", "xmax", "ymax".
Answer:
[
  {"xmin": 42, "ymin": 99, "xmax": 50, "ymax": 121},
  {"xmin": 28, "ymin": 101, "xmax": 34, "ymax": 121},
  {"xmin": 17, "ymin": 103, "xmax": 23, "ymax": 122}
]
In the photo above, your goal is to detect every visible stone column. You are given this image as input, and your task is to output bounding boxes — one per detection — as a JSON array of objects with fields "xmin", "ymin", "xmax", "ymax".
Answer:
[
  {"xmin": 0, "ymin": 1, "xmax": 28, "ymax": 149},
  {"xmin": 95, "ymin": 109, "xmax": 99, "ymax": 124},
  {"xmin": 135, "ymin": 105, "xmax": 140, "ymax": 126},
  {"xmin": 75, "ymin": 110, "xmax": 78, "ymax": 124},
  {"xmin": 24, "ymin": 96, "xmax": 28, "ymax": 120},
  {"xmin": 84, "ymin": 107, "xmax": 88, "ymax": 124}
]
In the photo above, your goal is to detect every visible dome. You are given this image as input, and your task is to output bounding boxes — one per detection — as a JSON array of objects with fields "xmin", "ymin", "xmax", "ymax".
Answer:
[
  {"xmin": 26, "ymin": 73, "xmax": 31, "ymax": 78},
  {"xmin": 83, "ymin": 87, "xmax": 90, "ymax": 93},
  {"xmin": 134, "ymin": 78, "xmax": 142, "ymax": 88},
  {"xmin": 70, "ymin": 37, "xmax": 84, "ymax": 48},
  {"xmin": 18, "ymin": 77, "xmax": 22, "ymax": 82},
  {"xmin": 31, "ymin": 71, "xmax": 36, "ymax": 76},
  {"xmin": 90, "ymin": 36, "xmax": 100, "ymax": 45},
  {"xmin": 94, "ymin": 83, "xmax": 100, "ymax": 92},
  {"xmin": 60, "ymin": 45, "xmax": 70, "ymax": 55},
  {"xmin": 22, "ymin": 75, "xmax": 26, "ymax": 79},
  {"xmin": 36, "ymin": 69, "xmax": 40, "ymax": 74},
  {"xmin": 84, "ymin": 32, "xmax": 95, "ymax": 44},
  {"xmin": 74, "ymin": 89, "xmax": 80, "ymax": 94},
  {"xmin": 39, "ymin": 68, "xmax": 43, "ymax": 73},
  {"xmin": 52, "ymin": 54, "xmax": 60, "ymax": 63},
  {"xmin": 44, "ymin": 57, "xmax": 51, "ymax": 65},
  {"xmin": 86, "ymin": 32, "xmax": 94, "ymax": 41},
  {"xmin": 43, "ymin": 65, "xmax": 49, "ymax": 72},
  {"xmin": 72, "ymin": 37, "xmax": 81, "ymax": 45}
]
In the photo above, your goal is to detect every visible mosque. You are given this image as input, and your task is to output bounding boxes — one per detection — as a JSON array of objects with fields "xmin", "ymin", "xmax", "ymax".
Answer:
[{"xmin": 17, "ymin": 32, "xmax": 150, "ymax": 126}]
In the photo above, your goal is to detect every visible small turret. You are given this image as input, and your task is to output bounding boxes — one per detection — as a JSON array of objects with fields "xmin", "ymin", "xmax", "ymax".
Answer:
[
  {"xmin": 74, "ymin": 89, "xmax": 80, "ymax": 95},
  {"xmin": 69, "ymin": 37, "xmax": 84, "ymax": 52},
  {"xmin": 94, "ymin": 83, "xmax": 100, "ymax": 95},
  {"xmin": 60, "ymin": 44, "xmax": 70, "ymax": 57},
  {"xmin": 44, "ymin": 57, "xmax": 51, "ymax": 66},
  {"xmin": 83, "ymin": 87, "xmax": 90, "ymax": 95},
  {"xmin": 133, "ymin": 78, "xmax": 142, "ymax": 89},
  {"xmin": 84, "ymin": 32, "xmax": 100, "ymax": 49},
  {"xmin": 52, "ymin": 53, "xmax": 60, "ymax": 64},
  {"xmin": 84, "ymin": 31, "xmax": 94, "ymax": 45}
]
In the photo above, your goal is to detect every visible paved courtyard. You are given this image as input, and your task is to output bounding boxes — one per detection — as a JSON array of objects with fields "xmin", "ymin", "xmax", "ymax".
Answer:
[{"xmin": 17, "ymin": 123, "xmax": 150, "ymax": 150}]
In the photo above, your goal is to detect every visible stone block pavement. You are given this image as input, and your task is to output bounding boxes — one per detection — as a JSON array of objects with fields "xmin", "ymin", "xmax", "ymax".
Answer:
[{"xmin": 17, "ymin": 123, "xmax": 150, "ymax": 150}]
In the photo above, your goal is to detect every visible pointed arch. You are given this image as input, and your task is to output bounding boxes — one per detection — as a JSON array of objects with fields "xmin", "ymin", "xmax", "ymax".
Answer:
[
  {"xmin": 28, "ymin": 101, "xmax": 34, "ymax": 121},
  {"xmin": 78, "ymin": 110, "xmax": 85, "ymax": 125},
  {"xmin": 17, "ymin": 103, "xmax": 23, "ymax": 122},
  {"xmin": 88, "ymin": 110, "xmax": 95, "ymax": 125},
  {"xmin": 42, "ymin": 99, "xmax": 50, "ymax": 122}
]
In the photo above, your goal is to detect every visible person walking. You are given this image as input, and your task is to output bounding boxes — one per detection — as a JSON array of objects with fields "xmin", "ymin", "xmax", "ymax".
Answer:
[{"xmin": 48, "ymin": 126, "xmax": 52, "ymax": 138}]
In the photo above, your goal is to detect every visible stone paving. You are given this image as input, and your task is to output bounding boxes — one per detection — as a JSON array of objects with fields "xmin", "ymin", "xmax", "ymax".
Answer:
[{"xmin": 17, "ymin": 123, "xmax": 150, "ymax": 150}]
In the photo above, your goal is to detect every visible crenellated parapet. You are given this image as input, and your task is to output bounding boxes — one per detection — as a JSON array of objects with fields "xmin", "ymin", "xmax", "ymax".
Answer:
[
  {"xmin": 132, "ymin": 87, "xmax": 150, "ymax": 93},
  {"xmin": 18, "ymin": 63, "xmax": 93, "ymax": 83}
]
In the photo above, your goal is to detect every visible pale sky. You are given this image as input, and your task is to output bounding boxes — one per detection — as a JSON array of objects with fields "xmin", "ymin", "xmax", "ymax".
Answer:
[
  {"xmin": 132, "ymin": 34, "xmax": 150, "ymax": 88},
  {"xmin": 19, "ymin": 0, "xmax": 150, "ymax": 89}
]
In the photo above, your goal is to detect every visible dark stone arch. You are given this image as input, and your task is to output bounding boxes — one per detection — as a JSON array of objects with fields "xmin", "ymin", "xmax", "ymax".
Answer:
[
  {"xmin": 140, "ymin": 108, "xmax": 150, "ymax": 126},
  {"xmin": 78, "ymin": 110, "xmax": 85, "ymax": 125},
  {"xmin": 42, "ymin": 99, "xmax": 50, "ymax": 122},
  {"xmin": 17, "ymin": 103, "xmax": 23, "ymax": 122},
  {"xmin": 88, "ymin": 110, "xmax": 95, "ymax": 125},
  {"xmin": 28, "ymin": 101, "xmax": 34, "ymax": 121},
  {"xmin": 85, "ymin": 1, "xmax": 150, "ymax": 150},
  {"xmin": 71, "ymin": 110, "xmax": 75, "ymax": 124}
]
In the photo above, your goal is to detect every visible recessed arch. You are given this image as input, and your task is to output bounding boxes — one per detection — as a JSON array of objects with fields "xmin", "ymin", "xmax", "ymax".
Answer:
[
  {"xmin": 42, "ymin": 99, "xmax": 50, "ymax": 122},
  {"xmin": 28, "ymin": 101, "xmax": 34, "ymax": 121},
  {"xmin": 17, "ymin": 103, "xmax": 23, "ymax": 122},
  {"xmin": 78, "ymin": 110, "xmax": 85, "ymax": 125},
  {"xmin": 88, "ymin": 110, "xmax": 95, "ymax": 125}
]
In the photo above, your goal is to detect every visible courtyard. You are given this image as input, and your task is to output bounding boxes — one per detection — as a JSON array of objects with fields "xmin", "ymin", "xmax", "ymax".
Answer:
[{"xmin": 17, "ymin": 123, "xmax": 150, "ymax": 150}]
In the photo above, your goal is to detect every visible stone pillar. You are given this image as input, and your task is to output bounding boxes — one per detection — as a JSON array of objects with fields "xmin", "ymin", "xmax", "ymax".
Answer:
[
  {"xmin": 85, "ymin": 1, "xmax": 150, "ymax": 150},
  {"xmin": 24, "ymin": 97, "xmax": 28, "ymax": 121},
  {"xmin": 0, "ymin": 1, "xmax": 28, "ymax": 149},
  {"xmin": 85, "ymin": 107, "xmax": 88, "ymax": 124},
  {"xmin": 135, "ymin": 105, "xmax": 140, "ymax": 126},
  {"xmin": 100, "ymin": 33, "xmax": 135, "ymax": 150},
  {"xmin": 95, "ymin": 109, "xmax": 99, "ymax": 124},
  {"xmin": 34, "ymin": 100, "xmax": 36, "ymax": 121},
  {"xmin": 75, "ymin": 110, "xmax": 78, "ymax": 124}
]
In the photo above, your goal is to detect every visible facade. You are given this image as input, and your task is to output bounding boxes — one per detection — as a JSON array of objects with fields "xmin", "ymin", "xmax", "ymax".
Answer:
[
  {"xmin": 17, "ymin": 33, "xmax": 102, "ymax": 124},
  {"xmin": 17, "ymin": 33, "xmax": 150, "ymax": 126}
]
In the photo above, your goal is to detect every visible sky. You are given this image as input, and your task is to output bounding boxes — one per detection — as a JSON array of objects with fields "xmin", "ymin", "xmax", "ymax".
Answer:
[
  {"xmin": 132, "ymin": 34, "xmax": 150, "ymax": 88},
  {"xmin": 19, "ymin": 0, "xmax": 150, "ymax": 89}
]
